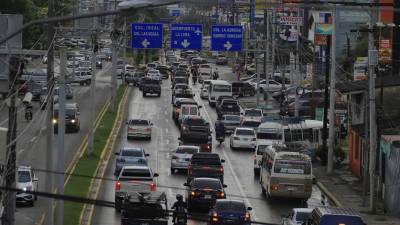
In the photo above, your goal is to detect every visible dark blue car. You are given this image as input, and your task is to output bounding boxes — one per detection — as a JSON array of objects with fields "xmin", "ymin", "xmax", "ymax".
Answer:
[{"xmin": 209, "ymin": 199, "xmax": 252, "ymax": 225}]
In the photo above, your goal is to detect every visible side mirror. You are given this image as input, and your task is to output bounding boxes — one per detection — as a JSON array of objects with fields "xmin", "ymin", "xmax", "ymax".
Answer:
[
  {"xmin": 177, "ymin": 137, "xmax": 182, "ymax": 141},
  {"xmin": 247, "ymin": 207, "xmax": 252, "ymax": 211},
  {"xmin": 115, "ymin": 152, "xmax": 120, "ymax": 155},
  {"xmin": 183, "ymin": 183, "xmax": 189, "ymax": 186},
  {"xmin": 153, "ymin": 173, "xmax": 159, "ymax": 177},
  {"xmin": 221, "ymin": 159, "xmax": 225, "ymax": 163},
  {"xmin": 145, "ymin": 153, "xmax": 150, "ymax": 157},
  {"xmin": 223, "ymin": 184, "xmax": 227, "ymax": 188},
  {"xmin": 198, "ymin": 105, "xmax": 202, "ymax": 109}
]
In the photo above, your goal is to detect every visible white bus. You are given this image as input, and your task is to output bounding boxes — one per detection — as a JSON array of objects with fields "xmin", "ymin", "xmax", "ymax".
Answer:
[
  {"xmin": 282, "ymin": 119, "xmax": 323, "ymax": 150},
  {"xmin": 208, "ymin": 80, "xmax": 232, "ymax": 106},
  {"xmin": 260, "ymin": 145, "xmax": 313, "ymax": 200}
]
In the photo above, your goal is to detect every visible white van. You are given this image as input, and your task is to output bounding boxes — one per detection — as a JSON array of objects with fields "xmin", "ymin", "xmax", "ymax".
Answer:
[
  {"xmin": 178, "ymin": 104, "xmax": 201, "ymax": 124},
  {"xmin": 208, "ymin": 80, "xmax": 232, "ymax": 106}
]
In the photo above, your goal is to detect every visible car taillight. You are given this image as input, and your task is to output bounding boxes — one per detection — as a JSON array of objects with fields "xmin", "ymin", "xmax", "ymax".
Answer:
[
  {"xmin": 115, "ymin": 181, "xmax": 121, "ymax": 191},
  {"xmin": 245, "ymin": 212, "xmax": 251, "ymax": 221},
  {"xmin": 191, "ymin": 191, "xmax": 197, "ymax": 196},
  {"xmin": 144, "ymin": 128, "xmax": 151, "ymax": 132},
  {"xmin": 233, "ymin": 136, "xmax": 240, "ymax": 140},
  {"xmin": 271, "ymin": 184, "xmax": 280, "ymax": 191},
  {"xmin": 211, "ymin": 212, "xmax": 219, "ymax": 222},
  {"xmin": 219, "ymin": 192, "xmax": 225, "ymax": 198},
  {"xmin": 206, "ymin": 144, "xmax": 211, "ymax": 151},
  {"xmin": 219, "ymin": 167, "xmax": 224, "ymax": 172},
  {"xmin": 128, "ymin": 127, "xmax": 134, "ymax": 132},
  {"xmin": 150, "ymin": 182, "xmax": 156, "ymax": 191}
]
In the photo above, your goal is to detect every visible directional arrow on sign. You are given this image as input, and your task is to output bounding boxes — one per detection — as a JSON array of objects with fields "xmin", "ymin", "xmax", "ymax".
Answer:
[
  {"xmin": 223, "ymin": 41, "xmax": 232, "ymax": 50},
  {"xmin": 181, "ymin": 39, "xmax": 190, "ymax": 48},
  {"xmin": 142, "ymin": 39, "xmax": 150, "ymax": 48},
  {"xmin": 195, "ymin": 28, "xmax": 202, "ymax": 36}
]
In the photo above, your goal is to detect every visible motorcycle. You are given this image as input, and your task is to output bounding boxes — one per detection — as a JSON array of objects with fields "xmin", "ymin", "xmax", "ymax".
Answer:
[
  {"xmin": 192, "ymin": 75, "xmax": 197, "ymax": 85},
  {"xmin": 174, "ymin": 206, "xmax": 187, "ymax": 225},
  {"xmin": 25, "ymin": 105, "xmax": 33, "ymax": 121},
  {"xmin": 215, "ymin": 132, "xmax": 225, "ymax": 145}
]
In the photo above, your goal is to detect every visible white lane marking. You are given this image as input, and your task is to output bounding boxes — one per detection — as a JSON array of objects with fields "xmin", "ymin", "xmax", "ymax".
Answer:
[
  {"xmin": 195, "ymin": 95, "xmax": 259, "ymax": 221},
  {"xmin": 164, "ymin": 111, "xmax": 168, "ymax": 115},
  {"xmin": 17, "ymin": 149, "xmax": 25, "ymax": 155},
  {"xmin": 30, "ymin": 136, "xmax": 37, "ymax": 143}
]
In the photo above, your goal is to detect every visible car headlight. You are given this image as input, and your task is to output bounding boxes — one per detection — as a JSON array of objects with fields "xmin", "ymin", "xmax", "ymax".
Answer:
[
  {"xmin": 52, "ymin": 119, "xmax": 57, "ymax": 124},
  {"xmin": 71, "ymin": 119, "xmax": 76, "ymax": 123},
  {"xmin": 22, "ymin": 187, "xmax": 27, "ymax": 192}
]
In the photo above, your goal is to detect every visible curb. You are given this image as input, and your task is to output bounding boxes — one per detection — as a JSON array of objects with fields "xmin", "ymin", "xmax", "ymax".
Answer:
[
  {"xmin": 79, "ymin": 86, "xmax": 130, "ymax": 225},
  {"xmin": 316, "ymin": 181, "xmax": 343, "ymax": 207}
]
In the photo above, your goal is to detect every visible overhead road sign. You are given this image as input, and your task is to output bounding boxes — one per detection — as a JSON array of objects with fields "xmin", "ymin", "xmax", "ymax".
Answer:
[
  {"xmin": 211, "ymin": 25, "xmax": 243, "ymax": 52},
  {"xmin": 170, "ymin": 9, "xmax": 181, "ymax": 17},
  {"xmin": 131, "ymin": 23, "xmax": 163, "ymax": 49},
  {"xmin": 170, "ymin": 24, "xmax": 202, "ymax": 50}
]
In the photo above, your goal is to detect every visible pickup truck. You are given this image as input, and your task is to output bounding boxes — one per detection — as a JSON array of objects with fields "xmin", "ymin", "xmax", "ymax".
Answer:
[
  {"xmin": 216, "ymin": 99, "xmax": 241, "ymax": 118},
  {"xmin": 115, "ymin": 165, "xmax": 158, "ymax": 212},
  {"xmin": 187, "ymin": 153, "xmax": 224, "ymax": 183},
  {"xmin": 69, "ymin": 71, "xmax": 92, "ymax": 86},
  {"xmin": 141, "ymin": 77, "xmax": 161, "ymax": 97}
]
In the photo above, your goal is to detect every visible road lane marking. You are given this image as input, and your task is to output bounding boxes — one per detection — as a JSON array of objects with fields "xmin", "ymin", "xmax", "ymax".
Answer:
[
  {"xmin": 195, "ymin": 95, "xmax": 259, "ymax": 221},
  {"xmin": 30, "ymin": 136, "xmax": 37, "ymax": 143}
]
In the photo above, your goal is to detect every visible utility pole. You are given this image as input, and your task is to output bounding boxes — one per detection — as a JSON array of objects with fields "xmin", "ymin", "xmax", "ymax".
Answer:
[
  {"xmin": 88, "ymin": 0, "xmax": 98, "ymax": 156},
  {"xmin": 322, "ymin": 36, "xmax": 331, "ymax": 167},
  {"xmin": 122, "ymin": 17, "xmax": 127, "ymax": 85},
  {"xmin": 45, "ymin": 0, "xmax": 55, "ymax": 223},
  {"xmin": 264, "ymin": 10, "xmax": 270, "ymax": 102},
  {"xmin": 55, "ymin": 48, "xmax": 66, "ymax": 225},
  {"xmin": 111, "ymin": 40, "xmax": 118, "ymax": 111},
  {"xmin": 368, "ymin": 4, "xmax": 377, "ymax": 213},
  {"xmin": 3, "ymin": 57, "xmax": 22, "ymax": 225},
  {"xmin": 294, "ymin": 9, "xmax": 301, "ymax": 117},
  {"xmin": 327, "ymin": 8, "xmax": 337, "ymax": 174}
]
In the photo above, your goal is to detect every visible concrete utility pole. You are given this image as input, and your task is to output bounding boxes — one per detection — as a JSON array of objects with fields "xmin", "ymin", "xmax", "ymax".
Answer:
[
  {"xmin": 327, "ymin": 8, "xmax": 337, "ymax": 174},
  {"xmin": 3, "ymin": 57, "xmax": 21, "ymax": 225},
  {"xmin": 45, "ymin": 0, "xmax": 55, "ymax": 224},
  {"xmin": 111, "ymin": 40, "xmax": 118, "ymax": 111},
  {"xmin": 55, "ymin": 49, "xmax": 66, "ymax": 225},
  {"xmin": 264, "ymin": 10, "xmax": 270, "ymax": 101},
  {"xmin": 122, "ymin": 17, "xmax": 127, "ymax": 85},
  {"xmin": 368, "ymin": 4, "xmax": 377, "ymax": 213},
  {"xmin": 294, "ymin": 8, "xmax": 301, "ymax": 117},
  {"xmin": 88, "ymin": 0, "xmax": 98, "ymax": 156}
]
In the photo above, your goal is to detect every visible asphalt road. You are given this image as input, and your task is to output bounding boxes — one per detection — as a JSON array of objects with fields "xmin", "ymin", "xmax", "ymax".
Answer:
[
  {"xmin": 12, "ymin": 61, "xmax": 113, "ymax": 225},
  {"xmin": 91, "ymin": 63, "xmax": 326, "ymax": 225}
]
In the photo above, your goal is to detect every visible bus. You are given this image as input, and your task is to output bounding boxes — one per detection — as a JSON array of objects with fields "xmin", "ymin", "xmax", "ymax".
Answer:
[
  {"xmin": 208, "ymin": 80, "xmax": 232, "ymax": 106},
  {"xmin": 259, "ymin": 145, "xmax": 313, "ymax": 200},
  {"xmin": 282, "ymin": 119, "xmax": 323, "ymax": 151}
]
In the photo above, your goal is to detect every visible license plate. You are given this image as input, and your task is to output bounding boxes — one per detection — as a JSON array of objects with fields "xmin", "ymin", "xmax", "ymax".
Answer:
[
  {"xmin": 204, "ymin": 195, "xmax": 211, "ymax": 199},
  {"xmin": 242, "ymin": 138, "xmax": 248, "ymax": 141},
  {"xmin": 288, "ymin": 187, "xmax": 296, "ymax": 191}
]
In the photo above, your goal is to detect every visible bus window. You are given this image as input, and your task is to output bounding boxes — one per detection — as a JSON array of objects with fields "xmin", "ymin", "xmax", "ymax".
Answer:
[
  {"xmin": 284, "ymin": 129, "xmax": 292, "ymax": 142},
  {"xmin": 273, "ymin": 160, "xmax": 311, "ymax": 174},
  {"xmin": 291, "ymin": 129, "xmax": 303, "ymax": 141},
  {"xmin": 303, "ymin": 129, "xmax": 313, "ymax": 142}
]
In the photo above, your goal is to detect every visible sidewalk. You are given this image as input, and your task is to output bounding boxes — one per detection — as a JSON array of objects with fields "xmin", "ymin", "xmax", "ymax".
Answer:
[{"xmin": 314, "ymin": 165, "xmax": 400, "ymax": 225}]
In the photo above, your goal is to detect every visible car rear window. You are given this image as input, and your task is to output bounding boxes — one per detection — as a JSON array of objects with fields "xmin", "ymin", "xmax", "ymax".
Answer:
[
  {"xmin": 192, "ymin": 179, "xmax": 221, "ymax": 189},
  {"xmin": 121, "ymin": 149, "xmax": 143, "ymax": 157},
  {"xmin": 242, "ymin": 121, "xmax": 261, "ymax": 128},
  {"xmin": 130, "ymin": 120, "xmax": 149, "ymax": 125},
  {"xmin": 143, "ymin": 79, "xmax": 159, "ymax": 84},
  {"xmin": 186, "ymin": 118, "xmax": 206, "ymax": 126},
  {"xmin": 215, "ymin": 201, "xmax": 246, "ymax": 212},
  {"xmin": 121, "ymin": 169, "xmax": 151, "ymax": 177},
  {"xmin": 236, "ymin": 129, "xmax": 255, "ymax": 136},
  {"xmin": 245, "ymin": 109, "xmax": 262, "ymax": 117},
  {"xmin": 176, "ymin": 147, "xmax": 198, "ymax": 154},
  {"xmin": 296, "ymin": 212, "xmax": 311, "ymax": 221},
  {"xmin": 224, "ymin": 115, "xmax": 240, "ymax": 121}
]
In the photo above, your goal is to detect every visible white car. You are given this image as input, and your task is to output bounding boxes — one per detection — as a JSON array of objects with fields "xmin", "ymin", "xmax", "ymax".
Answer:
[
  {"xmin": 259, "ymin": 80, "xmax": 283, "ymax": 93},
  {"xmin": 170, "ymin": 145, "xmax": 200, "ymax": 173},
  {"xmin": 230, "ymin": 127, "xmax": 257, "ymax": 150},
  {"xmin": 200, "ymin": 84, "xmax": 209, "ymax": 99},
  {"xmin": 242, "ymin": 108, "xmax": 263, "ymax": 121},
  {"xmin": 199, "ymin": 72, "xmax": 212, "ymax": 83},
  {"xmin": 282, "ymin": 208, "xmax": 313, "ymax": 225},
  {"xmin": 147, "ymin": 69, "xmax": 162, "ymax": 81},
  {"xmin": 16, "ymin": 166, "xmax": 38, "ymax": 206},
  {"xmin": 126, "ymin": 118, "xmax": 153, "ymax": 140}
]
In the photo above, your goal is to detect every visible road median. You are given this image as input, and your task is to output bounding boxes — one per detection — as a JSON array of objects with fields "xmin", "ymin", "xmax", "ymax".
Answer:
[{"xmin": 64, "ymin": 85, "xmax": 129, "ymax": 225}]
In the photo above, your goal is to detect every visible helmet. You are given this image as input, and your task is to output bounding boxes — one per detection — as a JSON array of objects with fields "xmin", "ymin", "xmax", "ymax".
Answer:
[{"xmin": 176, "ymin": 194, "xmax": 183, "ymax": 202}]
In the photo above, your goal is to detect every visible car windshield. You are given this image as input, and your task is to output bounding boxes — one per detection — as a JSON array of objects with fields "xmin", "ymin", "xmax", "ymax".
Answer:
[
  {"xmin": 130, "ymin": 120, "xmax": 149, "ymax": 126},
  {"xmin": 18, "ymin": 171, "xmax": 31, "ymax": 183},
  {"xmin": 245, "ymin": 110, "xmax": 262, "ymax": 117},
  {"xmin": 121, "ymin": 169, "xmax": 151, "ymax": 177},
  {"xmin": 134, "ymin": 73, "xmax": 144, "ymax": 77},
  {"xmin": 296, "ymin": 212, "xmax": 311, "ymax": 221},
  {"xmin": 193, "ymin": 179, "xmax": 221, "ymax": 189},
  {"xmin": 224, "ymin": 115, "xmax": 240, "ymax": 121},
  {"xmin": 273, "ymin": 160, "xmax": 311, "ymax": 174},
  {"xmin": 242, "ymin": 121, "xmax": 261, "ymax": 127},
  {"xmin": 187, "ymin": 118, "xmax": 206, "ymax": 126},
  {"xmin": 121, "ymin": 149, "xmax": 143, "ymax": 157},
  {"xmin": 236, "ymin": 129, "xmax": 255, "ymax": 136},
  {"xmin": 182, "ymin": 107, "xmax": 198, "ymax": 115},
  {"xmin": 175, "ymin": 84, "xmax": 188, "ymax": 89},
  {"xmin": 213, "ymin": 84, "xmax": 231, "ymax": 92},
  {"xmin": 257, "ymin": 132, "xmax": 282, "ymax": 140},
  {"xmin": 144, "ymin": 79, "xmax": 159, "ymax": 84},
  {"xmin": 215, "ymin": 201, "xmax": 246, "ymax": 212},
  {"xmin": 148, "ymin": 63, "xmax": 156, "ymax": 68},
  {"xmin": 176, "ymin": 147, "xmax": 198, "ymax": 154},
  {"xmin": 54, "ymin": 109, "xmax": 76, "ymax": 117}
]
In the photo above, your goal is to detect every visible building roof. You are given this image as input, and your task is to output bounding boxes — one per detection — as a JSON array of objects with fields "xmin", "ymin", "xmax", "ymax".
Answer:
[{"xmin": 336, "ymin": 76, "xmax": 400, "ymax": 94}]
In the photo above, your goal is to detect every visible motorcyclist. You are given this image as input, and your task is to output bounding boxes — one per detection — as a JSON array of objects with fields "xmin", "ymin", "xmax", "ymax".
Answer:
[
  {"xmin": 213, "ymin": 68, "xmax": 219, "ymax": 80},
  {"xmin": 215, "ymin": 119, "xmax": 226, "ymax": 140},
  {"xmin": 172, "ymin": 194, "xmax": 187, "ymax": 224},
  {"xmin": 25, "ymin": 103, "xmax": 33, "ymax": 121}
]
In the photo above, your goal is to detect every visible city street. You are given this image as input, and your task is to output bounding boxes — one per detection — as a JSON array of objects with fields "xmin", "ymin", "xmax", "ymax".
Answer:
[{"xmin": 91, "ymin": 63, "xmax": 326, "ymax": 225}]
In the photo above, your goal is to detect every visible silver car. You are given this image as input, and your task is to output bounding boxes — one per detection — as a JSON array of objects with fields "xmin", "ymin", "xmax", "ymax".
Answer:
[
  {"xmin": 170, "ymin": 145, "xmax": 200, "ymax": 173},
  {"xmin": 127, "ymin": 119, "xmax": 153, "ymax": 140},
  {"xmin": 114, "ymin": 147, "xmax": 149, "ymax": 176},
  {"xmin": 222, "ymin": 115, "xmax": 241, "ymax": 133}
]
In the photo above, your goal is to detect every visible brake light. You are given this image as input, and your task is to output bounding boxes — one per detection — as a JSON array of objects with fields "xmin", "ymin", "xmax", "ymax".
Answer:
[
  {"xmin": 144, "ymin": 128, "xmax": 151, "ymax": 132},
  {"xmin": 150, "ymin": 182, "xmax": 156, "ymax": 191},
  {"xmin": 219, "ymin": 167, "xmax": 224, "ymax": 172},
  {"xmin": 271, "ymin": 184, "xmax": 280, "ymax": 191},
  {"xmin": 219, "ymin": 192, "xmax": 225, "ymax": 198},
  {"xmin": 211, "ymin": 212, "xmax": 219, "ymax": 222},
  {"xmin": 115, "ymin": 181, "xmax": 121, "ymax": 191},
  {"xmin": 128, "ymin": 127, "xmax": 134, "ymax": 132},
  {"xmin": 206, "ymin": 144, "xmax": 211, "ymax": 151},
  {"xmin": 245, "ymin": 212, "xmax": 251, "ymax": 221},
  {"xmin": 191, "ymin": 191, "xmax": 196, "ymax": 196}
]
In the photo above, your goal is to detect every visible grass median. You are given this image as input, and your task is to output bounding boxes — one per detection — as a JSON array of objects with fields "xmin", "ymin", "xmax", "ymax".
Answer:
[{"xmin": 64, "ymin": 85, "xmax": 127, "ymax": 225}]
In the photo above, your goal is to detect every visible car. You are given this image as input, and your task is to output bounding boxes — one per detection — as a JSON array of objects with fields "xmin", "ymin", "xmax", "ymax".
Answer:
[
  {"xmin": 184, "ymin": 178, "xmax": 226, "ymax": 210},
  {"xmin": 172, "ymin": 98, "xmax": 198, "ymax": 121},
  {"xmin": 114, "ymin": 147, "xmax": 149, "ymax": 176},
  {"xmin": 282, "ymin": 208, "xmax": 313, "ymax": 225},
  {"xmin": 230, "ymin": 127, "xmax": 257, "ymax": 150},
  {"xmin": 126, "ymin": 119, "xmax": 153, "ymax": 139},
  {"xmin": 54, "ymin": 84, "xmax": 73, "ymax": 100},
  {"xmin": 241, "ymin": 108, "xmax": 263, "ymax": 121},
  {"xmin": 258, "ymin": 79, "xmax": 283, "ymax": 93},
  {"xmin": 178, "ymin": 104, "xmax": 201, "ymax": 124},
  {"xmin": 199, "ymin": 72, "xmax": 212, "ymax": 83},
  {"xmin": 180, "ymin": 116, "xmax": 211, "ymax": 142},
  {"xmin": 200, "ymin": 84, "xmax": 209, "ymax": 99},
  {"xmin": 170, "ymin": 145, "xmax": 200, "ymax": 173},
  {"xmin": 231, "ymin": 81, "xmax": 255, "ymax": 97},
  {"xmin": 147, "ymin": 69, "xmax": 162, "ymax": 81},
  {"xmin": 141, "ymin": 77, "xmax": 161, "ymax": 97},
  {"xmin": 240, "ymin": 118, "xmax": 261, "ymax": 130},
  {"xmin": 146, "ymin": 62, "xmax": 158, "ymax": 71},
  {"xmin": 156, "ymin": 65, "xmax": 169, "ymax": 79},
  {"xmin": 53, "ymin": 102, "xmax": 80, "ymax": 133},
  {"xmin": 287, "ymin": 100, "xmax": 313, "ymax": 117},
  {"xmin": 240, "ymin": 73, "xmax": 266, "ymax": 82},
  {"xmin": 216, "ymin": 54, "xmax": 228, "ymax": 65},
  {"xmin": 16, "ymin": 166, "xmax": 38, "ymax": 206},
  {"xmin": 253, "ymin": 144, "xmax": 268, "ymax": 175},
  {"xmin": 209, "ymin": 199, "xmax": 252, "ymax": 225},
  {"xmin": 187, "ymin": 153, "xmax": 224, "ymax": 182},
  {"xmin": 127, "ymin": 71, "xmax": 145, "ymax": 86},
  {"xmin": 124, "ymin": 64, "xmax": 135, "ymax": 76},
  {"xmin": 96, "ymin": 60, "xmax": 102, "ymax": 69},
  {"xmin": 221, "ymin": 115, "xmax": 241, "ymax": 133}
]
